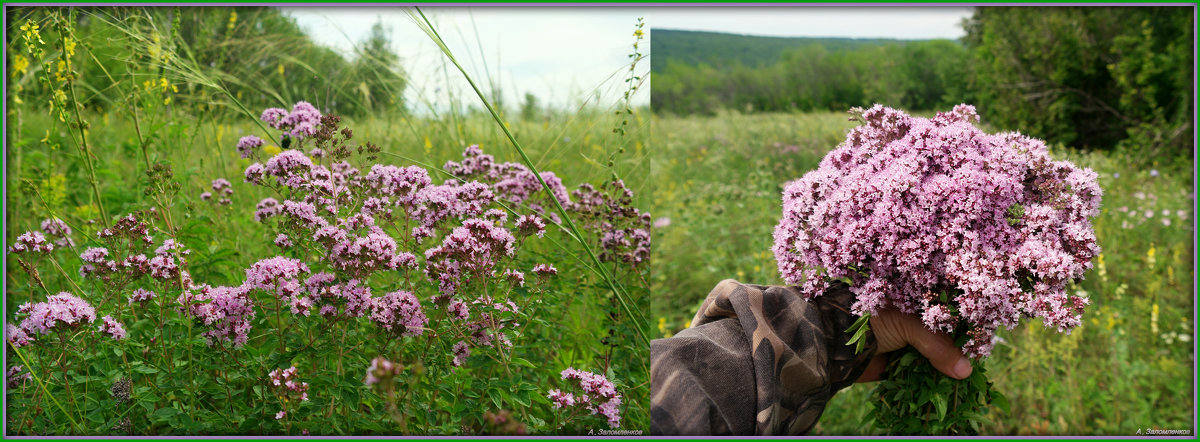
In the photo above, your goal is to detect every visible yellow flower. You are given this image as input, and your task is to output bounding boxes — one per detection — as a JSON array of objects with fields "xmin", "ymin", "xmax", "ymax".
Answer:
[
  {"xmin": 264, "ymin": 144, "xmax": 282, "ymax": 156},
  {"xmin": 227, "ymin": 10, "xmax": 238, "ymax": 32},
  {"xmin": 634, "ymin": 29, "xmax": 644, "ymax": 38},
  {"xmin": 64, "ymin": 36, "xmax": 76, "ymax": 57},
  {"xmin": 277, "ymin": 63, "xmax": 285, "ymax": 76},
  {"xmin": 657, "ymin": 317, "xmax": 666, "ymax": 335},
  {"xmin": 41, "ymin": 173, "xmax": 68, "ymax": 208},
  {"xmin": 12, "ymin": 54, "xmax": 29, "ymax": 78},
  {"xmin": 20, "ymin": 21, "xmax": 43, "ymax": 45},
  {"xmin": 72, "ymin": 203, "xmax": 97, "ymax": 220},
  {"xmin": 683, "ymin": 320, "xmax": 692, "ymax": 329}
]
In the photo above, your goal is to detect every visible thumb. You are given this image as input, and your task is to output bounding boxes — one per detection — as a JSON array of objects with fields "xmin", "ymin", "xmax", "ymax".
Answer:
[{"xmin": 906, "ymin": 320, "xmax": 973, "ymax": 380}]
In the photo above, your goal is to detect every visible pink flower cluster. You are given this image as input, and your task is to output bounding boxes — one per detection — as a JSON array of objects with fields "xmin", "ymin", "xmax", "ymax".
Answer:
[
  {"xmin": 203, "ymin": 178, "xmax": 234, "ymax": 205},
  {"xmin": 424, "ymin": 218, "xmax": 516, "ymax": 297},
  {"xmin": 548, "ymin": 367, "xmax": 623, "ymax": 428},
  {"xmin": 532, "ymin": 264, "xmax": 558, "ymax": 277},
  {"xmin": 268, "ymin": 366, "xmax": 310, "ymax": 420},
  {"xmin": 443, "ymin": 145, "xmax": 572, "ymax": 209},
  {"xmin": 97, "ymin": 315, "xmax": 127, "ymax": 340},
  {"xmin": 237, "ymin": 135, "xmax": 265, "ymax": 159},
  {"xmin": 451, "ymin": 341, "xmax": 470, "ymax": 367},
  {"xmin": 570, "ymin": 180, "xmax": 651, "ymax": 266},
  {"xmin": 8, "ymin": 231, "xmax": 53, "ymax": 254},
  {"xmin": 7, "ymin": 365, "xmax": 31, "ymax": 389},
  {"xmin": 148, "ymin": 238, "xmax": 191, "ymax": 285},
  {"xmin": 459, "ymin": 297, "xmax": 519, "ymax": 351},
  {"xmin": 262, "ymin": 101, "xmax": 322, "ymax": 140},
  {"xmin": 6, "ymin": 323, "xmax": 34, "ymax": 349},
  {"xmin": 244, "ymin": 256, "xmax": 310, "ymax": 296},
  {"xmin": 772, "ymin": 104, "xmax": 1101, "ymax": 357},
  {"xmin": 98, "ymin": 213, "xmax": 154, "ymax": 246},
  {"xmin": 79, "ymin": 247, "xmax": 117, "ymax": 279},
  {"xmin": 128, "ymin": 288, "xmax": 157, "ymax": 305},
  {"xmin": 269, "ymin": 366, "xmax": 309, "ymax": 400},
  {"xmin": 178, "ymin": 285, "xmax": 255, "ymax": 348},
  {"xmin": 40, "ymin": 218, "xmax": 74, "ymax": 248},
  {"xmin": 15, "ymin": 293, "xmax": 96, "ymax": 335},
  {"xmin": 364, "ymin": 357, "xmax": 404, "ymax": 386},
  {"xmin": 367, "ymin": 290, "xmax": 427, "ymax": 337}
]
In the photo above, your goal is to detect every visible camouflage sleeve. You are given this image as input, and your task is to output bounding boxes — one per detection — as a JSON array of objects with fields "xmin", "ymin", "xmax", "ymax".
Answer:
[{"xmin": 650, "ymin": 279, "xmax": 877, "ymax": 435}]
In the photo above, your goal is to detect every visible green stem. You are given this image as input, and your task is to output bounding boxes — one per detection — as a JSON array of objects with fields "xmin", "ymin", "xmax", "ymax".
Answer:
[
  {"xmin": 412, "ymin": 7, "xmax": 647, "ymax": 347},
  {"xmin": 64, "ymin": 76, "xmax": 109, "ymax": 227},
  {"xmin": 10, "ymin": 343, "xmax": 82, "ymax": 433}
]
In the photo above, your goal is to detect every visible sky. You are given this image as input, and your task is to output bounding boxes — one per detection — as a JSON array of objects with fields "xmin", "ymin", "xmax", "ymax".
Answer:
[
  {"xmin": 651, "ymin": 7, "xmax": 974, "ymax": 40},
  {"xmin": 282, "ymin": 7, "xmax": 649, "ymax": 114},
  {"xmin": 282, "ymin": 7, "xmax": 971, "ymax": 114}
]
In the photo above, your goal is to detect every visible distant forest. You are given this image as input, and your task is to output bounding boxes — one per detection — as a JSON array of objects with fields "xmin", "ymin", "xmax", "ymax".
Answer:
[{"xmin": 651, "ymin": 7, "xmax": 1194, "ymax": 153}]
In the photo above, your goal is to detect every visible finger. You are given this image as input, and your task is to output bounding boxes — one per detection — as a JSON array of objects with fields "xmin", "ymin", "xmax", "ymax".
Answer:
[
  {"xmin": 855, "ymin": 353, "xmax": 888, "ymax": 383},
  {"xmin": 907, "ymin": 323, "xmax": 973, "ymax": 380}
]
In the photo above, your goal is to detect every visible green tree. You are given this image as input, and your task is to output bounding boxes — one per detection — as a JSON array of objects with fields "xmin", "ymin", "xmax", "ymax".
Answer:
[
  {"xmin": 352, "ymin": 19, "xmax": 407, "ymax": 114},
  {"xmin": 964, "ymin": 6, "xmax": 1193, "ymax": 154}
]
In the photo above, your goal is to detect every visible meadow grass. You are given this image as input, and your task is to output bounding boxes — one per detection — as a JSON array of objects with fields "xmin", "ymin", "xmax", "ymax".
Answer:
[
  {"xmin": 650, "ymin": 110, "xmax": 1195, "ymax": 435},
  {"xmin": 5, "ymin": 8, "xmax": 650, "ymax": 434},
  {"xmin": 5, "ymin": 106, "xmax": 650, "ymax": 434}
]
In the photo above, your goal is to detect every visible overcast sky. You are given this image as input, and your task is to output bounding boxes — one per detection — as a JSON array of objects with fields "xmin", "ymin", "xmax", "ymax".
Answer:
[
  {"xmin": 282, "ymin": 7, "xmax": 971, "ymax": 113},
  {"xmin": 651, "ymin": 7, "xmax": 974, "ymax": 40},
  {"xmin": 282, "ymin": 7, "xmax": 649, "ymax": 114}
]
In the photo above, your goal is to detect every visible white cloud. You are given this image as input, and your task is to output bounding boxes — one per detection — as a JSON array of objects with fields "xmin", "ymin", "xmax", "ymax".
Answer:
[
  {"xmin": 650, "ymin": 7, "xmax": 973, "ymax": 40},
  {"xmin": 282, "ymin": 7, "xmax": 649, "ymax": 114}
]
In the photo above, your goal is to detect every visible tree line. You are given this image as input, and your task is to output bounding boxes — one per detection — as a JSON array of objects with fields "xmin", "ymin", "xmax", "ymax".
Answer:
[
  {"xmin": 652, "ymin": 7, "xmax": 1194, "ymax": 153},
  {"xmin": 7, "ymin": 7, "xmax": 408, "ymax": 119}
]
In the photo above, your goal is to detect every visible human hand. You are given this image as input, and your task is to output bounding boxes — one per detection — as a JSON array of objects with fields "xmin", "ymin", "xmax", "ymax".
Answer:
[{"xmin": 856, "ymin": 309, "xmax": 973, "ymax": 382}]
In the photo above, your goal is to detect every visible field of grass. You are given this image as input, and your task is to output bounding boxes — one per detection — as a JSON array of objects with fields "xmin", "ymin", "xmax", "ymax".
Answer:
[
  {"xmin": 650, "ymin": 110, "xmax": 1194, "ymax": 435},
  {"xmin": 5, "ymin": 106, "xmax": 651, "ymax": 435},
  {"xmin": 5, "ymin": 8, "xmax": 649, "ymax": 435}
]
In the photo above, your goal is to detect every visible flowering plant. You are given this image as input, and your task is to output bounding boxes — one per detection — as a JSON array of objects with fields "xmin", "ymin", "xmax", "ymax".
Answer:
[
  {"xmin": 6, "ymin": 102, "xmax": 647, "ymax": 435},
  {"xmin": 773, "ymin": 105, "xmax": 1101, "ymax": 434}
]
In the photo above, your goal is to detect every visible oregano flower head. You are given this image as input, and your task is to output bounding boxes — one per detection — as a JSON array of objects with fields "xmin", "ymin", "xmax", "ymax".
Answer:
[{"xmin": 773, "ymin": 104, "xmax": 1101, "ymax": 357}]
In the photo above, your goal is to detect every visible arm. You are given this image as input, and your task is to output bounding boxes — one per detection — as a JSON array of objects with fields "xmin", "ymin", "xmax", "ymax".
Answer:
[{"xmin": 650, "ymin": 279, "xmax": 876, "ymax": 435}]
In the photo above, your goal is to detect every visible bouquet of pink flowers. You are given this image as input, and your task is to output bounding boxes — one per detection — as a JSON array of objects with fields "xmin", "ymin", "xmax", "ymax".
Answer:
[
  {"xmin": 773, "ymin": 104, "xmax": 1101, "ymax": 433},
  {"xmin": 774, "ymin": 104, "xmax": 1100, "ymax": 357}
]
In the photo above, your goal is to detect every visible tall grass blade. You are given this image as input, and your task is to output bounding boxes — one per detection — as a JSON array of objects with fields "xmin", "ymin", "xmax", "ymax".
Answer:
[{"xmin": 409, "ymin": 7, "xmax": 648, "ymax": 347}]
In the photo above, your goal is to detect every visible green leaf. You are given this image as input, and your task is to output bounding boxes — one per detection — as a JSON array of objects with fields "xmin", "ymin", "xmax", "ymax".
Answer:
[
  {"xmin": 512, "ymin": 390, "xmax": 531, "ymax": 408},
  {"xmin": 511, "ymin": 357, "xmax": 537, "ymax": 369},
  {"xmin": 487, "ymin": 387, "xmax": 503, "ymax": 410},
  {"xmin": 152, "ymin": 406, "xmax": 180, "ymax": 421},
  {"xmin": 932, "ymin": 393, "xmax": 948, "ymax": 421},
  {"xmin": 918, "ymin": 388, "xmax": 931, "ymax": 406},
  {"xmin": 991, "ymin": 391, "xmax": 1010, "ymax": 414}
]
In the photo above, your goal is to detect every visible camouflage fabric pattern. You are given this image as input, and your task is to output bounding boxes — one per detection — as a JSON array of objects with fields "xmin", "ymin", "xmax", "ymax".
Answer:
[{"xmin": 650, "ymin": 279, "xmax": 877, "ymax": 435}]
